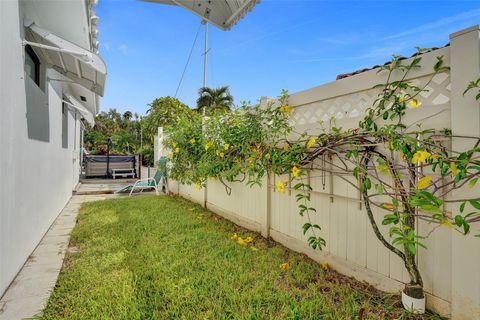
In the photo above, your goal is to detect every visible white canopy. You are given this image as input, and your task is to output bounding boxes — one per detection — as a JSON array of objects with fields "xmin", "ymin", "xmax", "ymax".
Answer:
[
  {"xmin": 24, "ymin": 22, "xmax": 107, "ymax": 96},
  {"xmin": 64, "ymin": 94, "xmax": 95, "ymax": 126},
  {"xmin": 145, "ymin": 0, "xmax": 260, "ymax": 30}
]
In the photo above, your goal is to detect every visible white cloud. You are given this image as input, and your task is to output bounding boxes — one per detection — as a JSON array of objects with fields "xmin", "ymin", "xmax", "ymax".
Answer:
[
  {"xmin": 118, "ymin": 43, "xmax": 128, "ymax": 54},
  {"xmin": 383, "ymin": 8, "xmax": 480, "ymax": 40},
  {"xmin": 101, "ymin": 43, "xmax": 110, "ymax": 51}
]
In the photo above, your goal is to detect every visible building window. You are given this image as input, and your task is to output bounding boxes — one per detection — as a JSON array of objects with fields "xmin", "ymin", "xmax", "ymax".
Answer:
[
  {"xmin": 25, "ymin": 45, "xmax": 40, "ymax": 86},
  {"xmin": 62, "ymin": 103, "xmax": 68, "ymax": 149}
]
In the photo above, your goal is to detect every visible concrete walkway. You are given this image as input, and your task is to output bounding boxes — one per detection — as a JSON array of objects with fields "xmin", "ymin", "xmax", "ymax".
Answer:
[{"xmin": 0, "ymin": 194, "xmax": 111, "ymax": 320}]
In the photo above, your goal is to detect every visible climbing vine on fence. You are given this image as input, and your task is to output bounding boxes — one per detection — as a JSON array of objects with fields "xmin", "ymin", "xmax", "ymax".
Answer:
[{"xmin": 165, "ymin": 49, "xmax": 480, "ymax": 297}]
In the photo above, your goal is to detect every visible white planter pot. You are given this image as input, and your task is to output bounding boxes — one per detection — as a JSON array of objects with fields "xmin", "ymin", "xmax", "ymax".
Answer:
[{"xmin": 402, "ymin": 290, "xmax": 425, "ymax": 314}]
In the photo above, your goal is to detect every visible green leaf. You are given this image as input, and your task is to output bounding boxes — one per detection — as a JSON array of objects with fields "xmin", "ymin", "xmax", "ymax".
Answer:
[
  {"xmin": 468, "ymin": 178, "xmax": 478, "ymax": 188},
  {"xmin": 353, "ymin": 167, "xmax": 359, "ymax": 180},
  {"xmin": 420, "ymin": 204, "xmax": 442, "ymax": 214},
  {"xmin": 469, "ymin": 200, "xmax": 480, "ymax": 210},
  {"xmin": 454, "ymin": 215, "xmax": 464, "ymax": 227},
  {"xmin": 463, "ymin": 222, "xmax": 471, "ymax": 235},
  {"xmin": 365, "ymin": 178, "xmax": 372, "ymax": 190},
  {"xmin": 303, "ymin": 223, "xmax": 312, "ymax": 235},
  {"xmin": 406, "ymin": 243, "xmax": 417, "ymax": 256}
]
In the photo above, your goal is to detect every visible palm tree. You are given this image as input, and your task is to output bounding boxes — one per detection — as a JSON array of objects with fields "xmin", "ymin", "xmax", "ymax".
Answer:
[
  {"xmin": 123, "ymin": 111, "xmax": 133, "ymax": 121},
  {"xmin": 196, "ymin": 86, "xmax": 233, "ymax": 114}
]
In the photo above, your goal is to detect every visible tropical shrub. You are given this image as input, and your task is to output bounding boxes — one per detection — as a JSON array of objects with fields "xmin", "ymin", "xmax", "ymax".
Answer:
[{"xmin": 165, "ymin": 50, "xmax": 480, "ymax": 301}]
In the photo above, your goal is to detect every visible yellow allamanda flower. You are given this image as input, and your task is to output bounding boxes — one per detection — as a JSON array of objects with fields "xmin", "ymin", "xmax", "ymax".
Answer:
[
  {"xmin": 382, "ymin": 203, "xmax": 395, "ymax": 210},
  {"xmin": 189, "ymin": 138, "xmax": 196, "ymax": 144},
  {"xmin": 283, "ymin": 143, "xmax": 290, "ymax": 151},
  {"xmin": 418, "ymin": 175, "xmax": 432, "ymax": 189},
  {"xmin": 408, "ymin": 98, "xmax": 422, "ymax": 109},
  {"xmin": 175, "ymin": 147, "xmax": 180, "ymax": 153},
  {"xmin": 219, "ymin": 152, "xmax": 224, "ymax": 158},
  {"xmin": 441, "ymin": 218, "xmax": 454, "ymax": 228},
  {"xmin": 306, "ymin": 137, "xmax": 317, "ymax": 149},
  {"xmin": 167, "ymin": 153, "xmax": 174, "ymax": 159},
  {"xmin": 398, "ymin": 97, "xmax": 405, "ymax": 103},
  {"xmin": 450, "ymin": 162, "xmax": 457, "ymax": 178},
  {"xmin": 292, "ymin": 166, "xmax": 301, "ymax": 178},
  {"xmin": 223, "ymin": 143, "xmax": 230, "ymax": 150},
  {"xmin": 411, "ymin": 150, "xmax": 431, "ymax": 164},
  {"xmin": 276, "ymin": 180, "xmax": 286, "ymax": 193},
  {"xmin": 376, "ymin": 164, "xmax": 390, "ymax": 175},
  {"xmin": 195, "ymin": 182, "xmax": 202, "ymax": 190},
  {"xmin": 279, "ymin": 105, "xmax": 293, "ymax": 115}
]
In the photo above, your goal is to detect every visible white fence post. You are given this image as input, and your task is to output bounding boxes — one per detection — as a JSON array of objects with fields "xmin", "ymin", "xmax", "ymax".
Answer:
[
  {"xmin": 449, "ymin": 25, "xmax": 480, "ymax": 319},
  {"xmin": 260, "ymin": 97, "xmax": 273, "ymax": 237}
]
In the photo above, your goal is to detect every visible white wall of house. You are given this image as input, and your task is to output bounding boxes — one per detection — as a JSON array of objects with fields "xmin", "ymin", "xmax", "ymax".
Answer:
[{"xmin": 0, "ymin": 0, "xmax": 87, "ymax": 297}]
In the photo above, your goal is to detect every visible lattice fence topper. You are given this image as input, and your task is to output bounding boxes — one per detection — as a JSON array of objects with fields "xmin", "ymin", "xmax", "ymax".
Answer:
[{"xmin": 290, "ymin": 72, "xmax": 451, "ymax": 127}]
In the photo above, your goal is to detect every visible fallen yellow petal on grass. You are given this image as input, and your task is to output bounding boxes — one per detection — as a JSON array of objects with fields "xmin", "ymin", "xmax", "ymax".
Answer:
[
  {"xmin": 280, "ymin": 262, "xmax": 290, "ymax": 270},
  {"xmin": 418, "ymin": 176, "xmax": 432, "ymax": 189},
  {"xmin": 250, "ymin": 246, "xmax": 258, "ymax": 251},
  {"xmin": 204, "ymin": 141, "xmax": 213, "ymax": 151},
  {"xmin": 230, "ymin": 233, "xmax": 238, "ymax": 241},
  {"xmin": 321, "ymin": 261, "xmax": 329, "ymax": 270},
  {"xmin": 237, "ymin": 237, "xmax": 247, "ymax": 246},
  {"xmin": 244, "ymin": 236, "xmax": 254, "ymax": 243}
]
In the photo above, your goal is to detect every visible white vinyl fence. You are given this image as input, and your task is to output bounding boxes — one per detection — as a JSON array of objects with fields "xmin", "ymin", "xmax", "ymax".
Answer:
[{"xmin": 160, "ymin": 26, "xmax": 480, "ymax": 319}]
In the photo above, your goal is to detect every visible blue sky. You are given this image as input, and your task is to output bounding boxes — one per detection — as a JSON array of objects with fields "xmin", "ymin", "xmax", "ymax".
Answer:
[{"xmin": 96, "ymin": 0, "xmax": 480, "ymax": 115}]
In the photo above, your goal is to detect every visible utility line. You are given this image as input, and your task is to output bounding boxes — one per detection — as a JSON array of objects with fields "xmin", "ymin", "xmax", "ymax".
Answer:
[{"xmin": 174, "ymin": 22, "xmax": 203, "ymax": 98}]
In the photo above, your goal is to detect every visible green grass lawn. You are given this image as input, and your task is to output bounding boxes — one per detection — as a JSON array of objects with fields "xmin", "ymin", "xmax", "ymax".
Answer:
[{"xmin": 39, "ymin": 195, "xmax": 441, "ymax": 320}]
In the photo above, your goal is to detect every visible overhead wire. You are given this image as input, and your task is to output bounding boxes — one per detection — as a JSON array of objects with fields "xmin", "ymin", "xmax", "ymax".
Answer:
[{"xmin": 174, "ymin": 22, "xmax": 203, "ymax": 98}]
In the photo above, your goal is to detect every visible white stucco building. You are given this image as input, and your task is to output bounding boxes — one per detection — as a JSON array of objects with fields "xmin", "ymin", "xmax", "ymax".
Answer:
[{"xmin": 0, "ymin": 0, "xmax": 106, "ymax": 298}]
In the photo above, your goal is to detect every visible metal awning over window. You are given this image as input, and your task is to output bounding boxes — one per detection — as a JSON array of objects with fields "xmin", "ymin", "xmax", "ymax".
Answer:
[
  {"xmin": 24, "ymin": 22, "xmax": 106, "ymax": 96},
  {"xmin": 145, "ymin": 0, "xmax": 260, "ymax": 30},
  {"xmin": 64, "ymin": 94, "xmax": 95, "ymax": 126}
]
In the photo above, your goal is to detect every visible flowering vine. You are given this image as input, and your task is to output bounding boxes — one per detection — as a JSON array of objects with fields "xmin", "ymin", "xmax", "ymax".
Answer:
[{"xmin": 165, "ymin": 49, "xmax": 480, "ymax": 301}]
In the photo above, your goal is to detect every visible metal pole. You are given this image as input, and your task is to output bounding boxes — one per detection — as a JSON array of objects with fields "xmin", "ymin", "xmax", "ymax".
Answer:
[
  {"xmin": 203, "ymin": 21, "xmax": 208, "ymax": 89},
  {"xmin": 202, "ymin": 21, "xmax": 208, "ymax": 208}
]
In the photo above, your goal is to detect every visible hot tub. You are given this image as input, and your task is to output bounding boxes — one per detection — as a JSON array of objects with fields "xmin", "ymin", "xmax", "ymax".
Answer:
[{"xmin": 84, "ymin": 155, "xmax": 137, "ymax": 178}]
